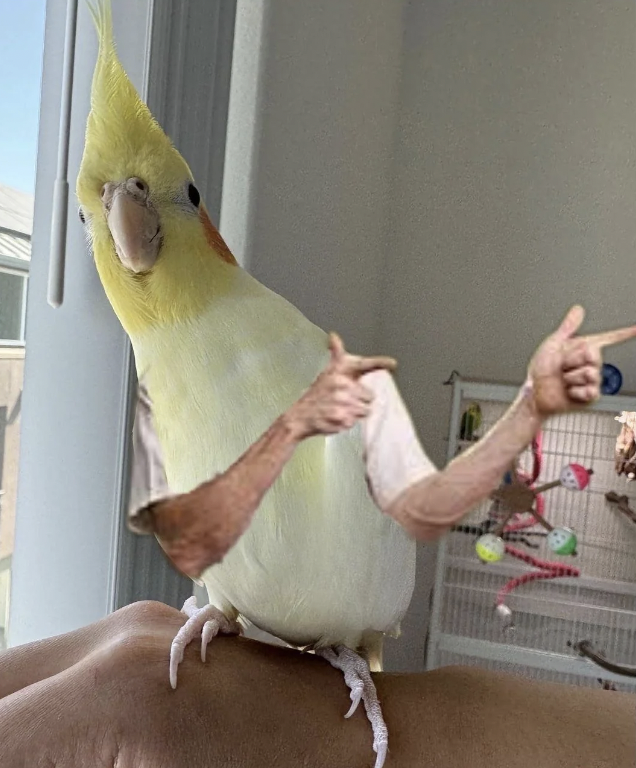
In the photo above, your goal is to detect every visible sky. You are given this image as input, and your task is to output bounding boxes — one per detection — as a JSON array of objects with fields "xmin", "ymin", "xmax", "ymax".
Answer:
[{"xmin": 0, "ymin": 0, "xmax": 47, "ymax": 196}]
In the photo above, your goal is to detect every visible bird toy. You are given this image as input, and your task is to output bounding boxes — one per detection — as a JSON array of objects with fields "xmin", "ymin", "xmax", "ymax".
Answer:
[
  {"xmin": 453, "ymin": 431, "xmax": 591, "ymax": 630},
  {"xmin": 601, "ymin": 363, "xmax": 623, "ymax": 395},
  {"xmin": 605, "ymin": 491, "xmax": 636, "ymax": 526},
  {"xmin": 493, "ymin": 547, "xmax": 580, "ymax": 630},
  {"xmin": 475, "ymin": 431, "xmax": 592, "ymax": 563}
]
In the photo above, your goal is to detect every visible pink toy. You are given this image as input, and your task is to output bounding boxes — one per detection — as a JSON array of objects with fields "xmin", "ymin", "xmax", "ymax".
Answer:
[
  {"xmin": 560, "ymin": 463, "xmax": 592, "ymax": 491},
  {"xmin": 495, "ymin": 547, "xmax": 580, "ymax": 630}
]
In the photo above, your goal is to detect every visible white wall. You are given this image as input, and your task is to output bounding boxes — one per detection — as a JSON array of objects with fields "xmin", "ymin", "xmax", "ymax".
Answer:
[
  {"xmin": 379, "ymin": 0, "xmax": 636, "ymax": 668},
  {"xmin": 382, "ymin": 0, "xmax": 636, "ymax": 466},
  {"xmin": 222, "ymin": 0, "xmax": 405, "ymax": 354},
  {"xmin": 223, "ymin": 0, "xmax": 636, "ymax": 672}
]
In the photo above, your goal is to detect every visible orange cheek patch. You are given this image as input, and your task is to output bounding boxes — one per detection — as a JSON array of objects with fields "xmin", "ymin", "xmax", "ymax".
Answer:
[{"xmin": 200, "ymin": 209, "xmax": 237, "ymax": 265}]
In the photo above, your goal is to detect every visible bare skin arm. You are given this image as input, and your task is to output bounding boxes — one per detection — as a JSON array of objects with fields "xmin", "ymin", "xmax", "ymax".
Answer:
[
  {"xmin": 387, "ymin": 306, "xmax": 636, "ymax": 540},
  {"xmin": 133, "ymin": 333, "xmax": 396, "ymax": 578},
  {"xmin": 2, "ymin": 601, "xmax": 634, "ymax": 768}
]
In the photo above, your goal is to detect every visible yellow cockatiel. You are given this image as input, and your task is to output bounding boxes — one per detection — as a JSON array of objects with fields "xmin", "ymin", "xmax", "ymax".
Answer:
[{"xmin": 77, "ymin": 3, "xmax": 415, "ymax": 764}]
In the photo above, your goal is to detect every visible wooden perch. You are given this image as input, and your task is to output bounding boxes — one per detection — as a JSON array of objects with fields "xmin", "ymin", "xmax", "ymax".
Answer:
[
  {"xmin": 571, "ymin": 639, "xmax": 636, "ymax": 679},
  {"xmin": 605, "ymin": 491, "xmax": 636, "ymax": 525}
]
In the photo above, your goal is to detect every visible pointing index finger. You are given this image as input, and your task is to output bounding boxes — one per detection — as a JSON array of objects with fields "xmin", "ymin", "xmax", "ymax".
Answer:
[
  {"xmin": 586, "ymin": 324, "xmax": 636, "ymax": 350},
  {"xmin": 345, "ymin": 355, "xmax": 397, "ymax": 377}
]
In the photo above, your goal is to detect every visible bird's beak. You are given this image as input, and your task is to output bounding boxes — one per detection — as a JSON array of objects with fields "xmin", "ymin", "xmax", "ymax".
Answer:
[{"xmin": 103, "ymin": 178, "xmax": 162, "ymax": 273}]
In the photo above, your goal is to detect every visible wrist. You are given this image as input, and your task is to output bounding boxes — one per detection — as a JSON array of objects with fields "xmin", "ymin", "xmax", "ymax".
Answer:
[
  {"xmin": 519, "ymin": 375, "xmax": 546, "ymax": 428},
  {"xmin": 277, "ymin": 407, "xmax": 308, "ymax": 444}
]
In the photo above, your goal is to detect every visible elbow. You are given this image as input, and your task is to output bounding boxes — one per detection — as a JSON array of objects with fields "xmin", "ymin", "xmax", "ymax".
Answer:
[
  {"xmin": 414, "ymin": 524, "xmax": 447, "ymax": 543},
  {"xmin": 387, "ymin": 472, "xmax": 464, "ymax": 543},
  {"xmin": 130, "ymin": 488, "xmax": 233, "ymax": 579},
  {"xmin": 401, "ymin": 510, "xmax": 451, "ymax": 543}
]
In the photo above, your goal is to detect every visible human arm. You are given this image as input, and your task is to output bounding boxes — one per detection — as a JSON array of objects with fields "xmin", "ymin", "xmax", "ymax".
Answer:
[
  {"xmin": 384, "ymin": 383, "xmax": 540, "ymax": 540},
  {"xmin": 372, "ymin": 306, "xmax": 636, "ymax": 541},
  {"xmin": 3, "ymin": 600, "xmax": 633, "ymax": 768},
  {"xmin": 131, "ymin": 333, "xmax": 396, "ymax": 577}
]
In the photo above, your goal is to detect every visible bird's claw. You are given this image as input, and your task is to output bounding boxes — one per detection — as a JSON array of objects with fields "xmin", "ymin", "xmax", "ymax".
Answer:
[
  {"xmin": 345, "ymin": 686, "xmax": 363, "ymax": 718},
  {"xmin": 317, "ymin": 644, "xmax": 389, "ymax": 768},
  {"xmin": 169, "ymin": 596, "xmax": 240, "ymax": 689},
  {"xmin": 374, "ymin": 739, "xmax": 388, "ymax": 768}
]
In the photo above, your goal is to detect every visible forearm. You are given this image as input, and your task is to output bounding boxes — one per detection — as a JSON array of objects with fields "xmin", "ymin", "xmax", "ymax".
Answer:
[
  {"xmin": 211, "ymin": 413, "xmax": 302, "ymax": 516},
  {"xmin": 387, "ymin": 382, "xmax": 543, "ymax": 541},
  {"xmin": 134, "ymin": 414, "xmax": 301, "ymax": 575}
]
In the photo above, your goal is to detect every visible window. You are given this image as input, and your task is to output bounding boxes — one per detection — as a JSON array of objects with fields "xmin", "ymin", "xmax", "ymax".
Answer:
[
  {"xmin": 0, "ymin": 344, "xmax": 23, "ymax": 650},
  {"xmin": 0, "ymin": 271, "xmax": 27, "ymax": 344},
  {"xmin": 0, "ymin": 220, "xmax": 32, "ymax": 648},
  {"xmin": 0, "ymin": 225, "xmax": 30, "ymax": 647},
  {"xmin": 0, "ymin": 244, "xmax": 30, "ymax": 648},
  {"xmin": 0, "ymin": 0, "xmax": 40, "ymax": 648},
  {"xmin": 6, "ymin": 0, "xmax": 236, "ymax": 647},
  {"xmin": 0, "ymin": 220, "xmax": 30, "ymax": 347}
]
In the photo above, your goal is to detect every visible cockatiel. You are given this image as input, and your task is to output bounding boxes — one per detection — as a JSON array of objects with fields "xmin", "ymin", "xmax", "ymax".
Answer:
[{"xmin": 77, "ymin": 3, "xmax": 423, "ymax": 765}]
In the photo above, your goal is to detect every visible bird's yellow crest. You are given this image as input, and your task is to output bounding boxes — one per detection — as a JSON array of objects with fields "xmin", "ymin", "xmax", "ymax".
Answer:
[
  {"xmin": 76, "ymin": 0, "xmax": 238, "ymax": 337},
  {"xmin": 77, "ymin": 0, "xmax": 191, "ymax": 218}
]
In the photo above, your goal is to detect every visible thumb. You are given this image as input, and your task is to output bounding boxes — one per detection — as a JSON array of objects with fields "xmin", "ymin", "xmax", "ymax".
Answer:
[
  {"xmin": 328, "ymin": 332, "xmax": 346, "ymax": 363},
  {"xmin": 554, "ymin": 305, "xmax": 585, "ymax": 340}
]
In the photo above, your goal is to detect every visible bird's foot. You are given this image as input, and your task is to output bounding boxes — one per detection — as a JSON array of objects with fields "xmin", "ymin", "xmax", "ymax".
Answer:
[
  {"xmin": 169, "ymin": 596, "xmax": 240, "ymax": 689},
  {"xmin": 317, "ymin": 645, "xmax": 388, "ymax": 768}
]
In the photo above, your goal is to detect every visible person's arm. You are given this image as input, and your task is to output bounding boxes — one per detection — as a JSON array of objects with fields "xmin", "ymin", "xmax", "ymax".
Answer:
[
  {"xmin": 385, "ymin": 381, "xmax": 540, "ymax": 540},
  {"xmin": 131, "ymin": 414, "xmax": 303, "ymax": 577},
  {"xmin": 132, "ymin": 333, "xmax": 396, "ymax": 577},
  {"xmin": 367, "ymin": 306, "xmax": 636, "ymax": 542}
]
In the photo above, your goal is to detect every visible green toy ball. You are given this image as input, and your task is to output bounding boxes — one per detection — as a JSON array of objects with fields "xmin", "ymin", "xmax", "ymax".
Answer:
[
  {"xmin": 547, "ymin": 527, "xmax": 577, "ymax": 556},
  {"xmin": 475, "ymin": 533, "xmax": 505, "ymax": 563}
]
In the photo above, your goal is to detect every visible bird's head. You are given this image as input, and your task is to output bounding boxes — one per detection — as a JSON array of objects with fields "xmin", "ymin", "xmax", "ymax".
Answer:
[{"xmin": 76, "ymin": 0, "xmax": 237, "ymax": 336}]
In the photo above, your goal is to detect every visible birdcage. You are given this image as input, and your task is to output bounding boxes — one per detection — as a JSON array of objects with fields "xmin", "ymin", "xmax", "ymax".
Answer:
[{"xmin": 426, "ymin": 379, "xmax": 636, "ymax": 693}]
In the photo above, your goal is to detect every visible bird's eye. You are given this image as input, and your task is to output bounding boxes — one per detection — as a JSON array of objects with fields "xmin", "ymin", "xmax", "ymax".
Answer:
[
  {"xmin": 78, "ymin": 208, "xmax": 86, "ymax": 224},
  {"xmin": 187, "ymin": 183, "xmax": 200, "ymax": 208}
]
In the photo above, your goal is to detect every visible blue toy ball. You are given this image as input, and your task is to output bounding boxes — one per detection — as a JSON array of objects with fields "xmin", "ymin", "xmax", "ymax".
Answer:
[{"xmin": 601, "ymin": 364, "xmax": 622, "ymax": 396}]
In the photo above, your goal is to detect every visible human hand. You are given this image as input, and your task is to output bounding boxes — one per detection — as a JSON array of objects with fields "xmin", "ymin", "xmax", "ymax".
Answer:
[
  {"xmin": 527, "ymin": 306, "xmax": 636, "ymax": 419},
  {"xmin": 286, "ymin": 333, "xmax": 397, "ymax": 440}
]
